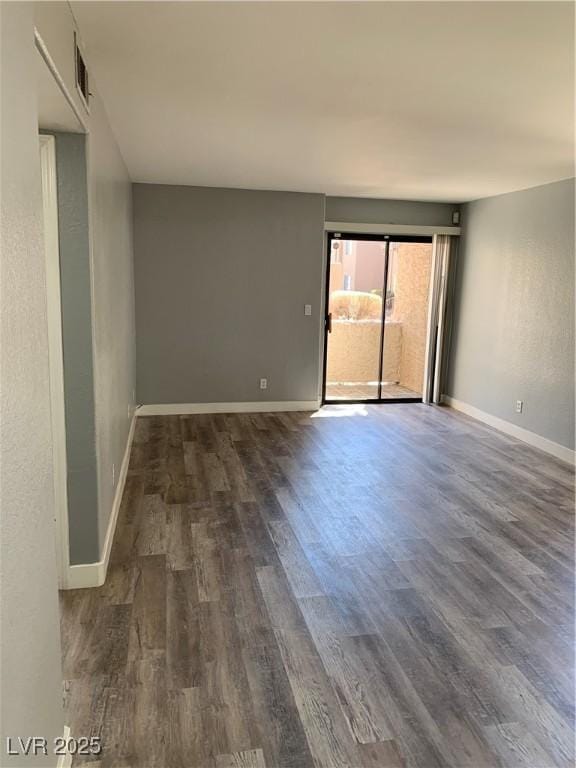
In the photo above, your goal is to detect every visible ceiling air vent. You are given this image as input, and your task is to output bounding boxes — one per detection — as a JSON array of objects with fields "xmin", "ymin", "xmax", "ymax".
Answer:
[{"xmin": 74, "ymin": 32, "xmax": 90, "ymax": 112}]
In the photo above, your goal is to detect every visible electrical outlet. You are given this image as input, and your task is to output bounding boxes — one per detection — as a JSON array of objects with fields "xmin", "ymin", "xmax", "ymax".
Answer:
[
  {"xmin": 304, "ymin": 304, "xmax": 312, "ymax": 316},
  {"xmin": 259, "ymin": 378, "xmax": 268, "ymax": 390},
  {"xmin": 515, "ymin": 400, "xmax": 523, "ymax": 414}
]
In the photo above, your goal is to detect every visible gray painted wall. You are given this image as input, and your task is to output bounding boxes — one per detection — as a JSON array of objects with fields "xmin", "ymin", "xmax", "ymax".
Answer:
[
  {"xmin": 0, "ymin": 4, "xmax": 64, "ymax": 762},
  {"xmin": 326, "ymin": 196, "xmax": 458, "ymax": 226},
  {"xmin": 134, "ymin": 185, "xmax": 325, "ymax": 404},
  {"xmin": 447, "ymin": 178, "xmax": 575, "ymax": 450},
  {"xmin": 50, "ymin": 132, "xmax": 100, "ymax": 564}
]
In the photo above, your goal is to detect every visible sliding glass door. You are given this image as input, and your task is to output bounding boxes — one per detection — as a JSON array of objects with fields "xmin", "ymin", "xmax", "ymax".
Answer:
[
  {"xmin": 323, "ymin": 234, "xmax": 433, "ymax": 404},
  {"xmin": 324, "ymin": 237, "xmax": 386, "ymax": 401}
]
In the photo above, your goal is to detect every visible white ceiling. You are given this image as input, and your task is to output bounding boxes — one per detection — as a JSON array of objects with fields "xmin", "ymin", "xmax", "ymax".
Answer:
[{"xmin": 72, "ymin": 1, "xmax": 574, "ymax": 202}]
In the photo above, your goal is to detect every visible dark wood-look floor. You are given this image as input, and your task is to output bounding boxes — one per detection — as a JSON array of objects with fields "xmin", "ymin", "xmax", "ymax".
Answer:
[{"xmin": 60, "ymin": 405, "xmax": 575, "ymax": 768}]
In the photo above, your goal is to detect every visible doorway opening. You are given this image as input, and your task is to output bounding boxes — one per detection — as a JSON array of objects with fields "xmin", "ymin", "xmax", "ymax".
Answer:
[
  {"xmin": 37, "ymin": 40, "xmax": 91, "ymax": 588},
  {"xmin": 322, "ymin": 233, "xmax": 433, "ymax": 404}
]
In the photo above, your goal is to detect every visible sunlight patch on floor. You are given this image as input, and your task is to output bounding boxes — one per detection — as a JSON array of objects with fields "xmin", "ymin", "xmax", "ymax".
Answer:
[{"xmin": 310, "ymin": 404, "xmax": 369, "ymax": 418}]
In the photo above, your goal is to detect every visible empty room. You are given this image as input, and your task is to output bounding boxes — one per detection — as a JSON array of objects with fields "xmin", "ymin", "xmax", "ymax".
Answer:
[{"xmin": 1, "ymin": 1, "xmax": 574, "ymax": 767}]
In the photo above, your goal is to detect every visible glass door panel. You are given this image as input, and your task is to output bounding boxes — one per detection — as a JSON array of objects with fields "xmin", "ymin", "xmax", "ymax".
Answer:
[
  {"xmin": 381, "ymin": 241, "xmax": 433, "ymax": 399},
  {"xmin": 324, "ymin": 238, "xmax": 386, "ymax": 401}
]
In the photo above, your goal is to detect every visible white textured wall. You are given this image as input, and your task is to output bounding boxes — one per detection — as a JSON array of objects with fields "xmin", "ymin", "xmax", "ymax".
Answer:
[
  {"xmin": 88, "ymin": 95, "xmax": 135, "ymax": 550},
  {"xmin": 0, "ymin": 4, "xmax": 64, "ymax": 763},
  {"xmin": 35, "ymin": 1, "xmax": 136, "ymax": 558}
]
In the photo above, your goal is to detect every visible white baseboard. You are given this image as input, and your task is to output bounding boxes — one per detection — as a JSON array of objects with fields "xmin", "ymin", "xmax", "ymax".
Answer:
[
  {"xmin": 443, "ymin": 395, "xmax": 575, "ymax": 465},
  {"xmin": 65, "ymin": 560, "xmax": 103, "ymax": 590},
  {"xmin": 137, "ymin": 400, "xmax": 321, "ymax": 416},
  {"xmin": 56, "ymin": 726, "xmax": 72, "ymax": 768},
  {"xmin": 66, "ymin": 411, "xmax": 137, "ymax": 589}
]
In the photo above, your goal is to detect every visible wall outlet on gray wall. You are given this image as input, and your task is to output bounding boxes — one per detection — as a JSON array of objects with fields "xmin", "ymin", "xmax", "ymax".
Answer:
[
  {"xmin": 260, "ymin": 378, "xmax": 268, "ymax": 390},
  {"xmin": 515, "ymin": 400, "xmax": 523, "ymax": 414}
]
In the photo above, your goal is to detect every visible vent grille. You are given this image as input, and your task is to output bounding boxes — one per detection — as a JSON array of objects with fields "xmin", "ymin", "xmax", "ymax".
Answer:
[{"xmin": 74, "ymin": 33, "xmax": 90, "ymax": 110}]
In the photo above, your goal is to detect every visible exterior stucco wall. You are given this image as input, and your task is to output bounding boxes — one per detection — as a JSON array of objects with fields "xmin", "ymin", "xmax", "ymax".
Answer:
[
  {"xmin": 390, "ymin": 243, "xmax": 432, "ymax": 393},
  {"xmin": 326, "ymin": 321, "xmax": 402, "ymax": 383}
]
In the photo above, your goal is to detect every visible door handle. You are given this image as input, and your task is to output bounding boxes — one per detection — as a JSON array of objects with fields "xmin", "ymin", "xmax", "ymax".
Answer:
[{"xmin": 326, "ymin": 312, "xmax": 332, "ymax": 333}]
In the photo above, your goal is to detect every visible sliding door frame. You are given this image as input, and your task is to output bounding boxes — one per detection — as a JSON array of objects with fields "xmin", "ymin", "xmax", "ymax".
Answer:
[
  {"xmin": 322, "ymin": 231, "xmax": 433, "ymax": 405},
  {"xmin": 375, "ymin": 239, "xmax": 390, "ymax": 401}
]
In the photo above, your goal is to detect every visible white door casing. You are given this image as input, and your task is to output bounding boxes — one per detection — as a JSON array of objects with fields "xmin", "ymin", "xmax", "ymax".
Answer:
[{"xmin": 39, "ymin": 133, "xmax": 70, "ymax": 588}]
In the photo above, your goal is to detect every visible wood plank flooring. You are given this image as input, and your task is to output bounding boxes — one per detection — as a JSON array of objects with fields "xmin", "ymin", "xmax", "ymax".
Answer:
[{"xmin": 60, "ymin": 405, "xmax": 575, "ymax": 767}]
